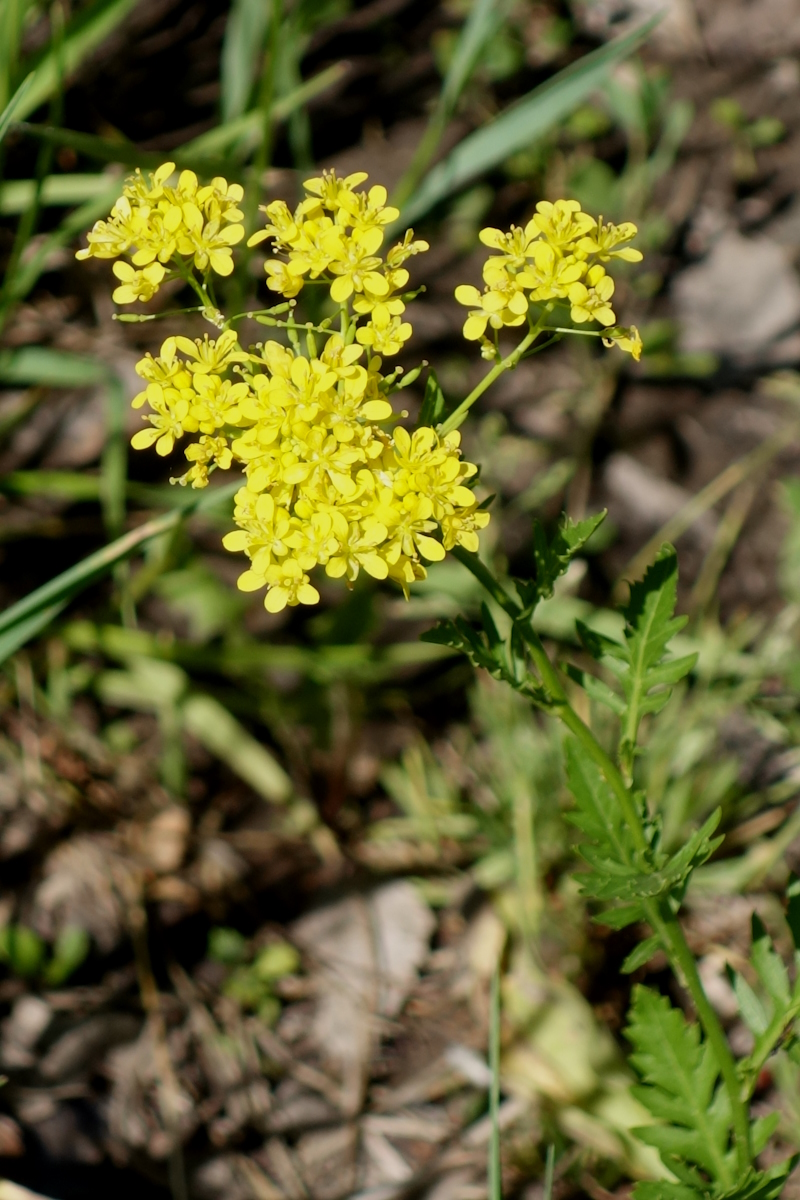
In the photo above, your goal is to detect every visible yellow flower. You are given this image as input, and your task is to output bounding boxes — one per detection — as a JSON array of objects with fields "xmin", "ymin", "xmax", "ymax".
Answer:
[
  {"xmin": 303, "ymin": 169, "xmax": 368, "ymax": 211},
  {"xmin": 602, "ymin": 325, "xmax": 643, "ymax": 361},
  {"xmin": 516, "ymin": 242, "xmax": 584, "ymax": 300},
  {"xmin": 568, "ymin": 264, "xmax": 616, "ymax": 326},
  {"xmin": 131, "ymin": 383, "xmax": 193, "ymax": 456},
  {"xmin": 454, "ymin": 280, "xmax": 527, "ymax": 340},
  {"xmin": 356, "ymin": 310, "xmax": 412, "ymax": 356},
  {"xmin": 264, "ymin": 259, "xmax": 304, "ymax": 297},
  {"xmin": 75, "ymin": 161, "xmax": 244, "ymax": 279},
  {"xmin": 177, "ymin": 435, "xmax": 233, "ymax": 488},
  {"xmin": 263, "ymin": 559, "xmax": 320, "ymax": 612},
  {"xmin": 111, "ymin": 261, "xmax": 165, "ymax": 304},
  {"xmin": 324, "ymin": 226, "xmax": 389, "ymax": 303},
  {"xmin": 576, "ymin": 218, "xmax": 642, "ymax": 262},
  {"xmin": 530, "ymin": 199, "xmax": 595, "ymax": 252},
  {"xmin": 478, "ymin": 221, "xmax": 540, "ymax": 271},
  {"xmin": 174, "ymin": 330, "xmax": 247, "ymax": 375},
  {"xmin": 76, "ymin": 195, "xmax": 146, "ymax": 261}
]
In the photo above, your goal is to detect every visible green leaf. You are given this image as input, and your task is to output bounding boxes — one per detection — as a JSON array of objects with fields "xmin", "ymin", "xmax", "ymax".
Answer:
[
  {"xmin": 0, "ymin": 601, "xmax": 68, "ymax": 664},
  {"xmin": 620, "ymin": 545, "xmax": 696, "ymax": 756},
  {"xmin": 0, "ymin": 346, "xmax": 109, "ymax": 386},
  {"xmin": 751, "ymin": 1113, "xmax": 780, "ymax": 1157},
  {"xmin": 182, "ymin": 62, "xmax": 347, "ymax": 159},
  {"xmin": 523, "ymin": 511, "xmax": 607, "ymax": 607},
  {"xmin": 632, "ymin": 1184, "xmax": 700, "ymax": 1200},
  {"xmin": 394, "ymin": 16, "xmax": 660, "ymax": 230},
  {"xmin": 787, "ymin": 875, "xmax": 800, "ymax": 950},
  {"xmin": 182, "ymin": 694, "xmax": 292, "ymax": 804},
  {"xmin": 717, "ymin": 1159, "xmax": 799, "ymax": 1200},
  {"xmin": 564, "ymin": 737, "xmax": 637, "ymax": 870},
  {"xmin": 392, "ymin": 0, "xmax": 513, "ymax": 207},
  {"xmin": 14, "ymin": 0, "xmax": 140, "ymax": 122},
  {"xmin": 0, "ymin": 173, "xmax": 119, "ymax": 215},
  {"xmin": 580, "ymin": 810, "xmax": 722, "ymax": 904},
  {"xmin": 621, "ymin": 934, "xmax": 661, "ymax": 974},
  {"xmin": 220, "ymin": 0, "xmax": 275, "ymax": 121},
  {"xmin": 627, "ymin": 985, "xmax": 733, "ymax": 1188},
  {"xmin": 734, "ymin": 969, "xmax": 767, "ymax": 1036},
  {"xmin": 0, "ymin": 925, "xmax": 45, "ymax": 978},
  {"xmin": 0, "ymin": 481, "xmax": 239, "ymax": 661},
  {"xmin": 0, "ymin": 72, "xmax": 33, "ymax": 146},
  {"xmin": 750, "ymin": 914, "xmax": 791, "ymax": 1009},
  {"xmin": 592, "ymin": 904, "xmax": 643, "ymax": 930},
  {"xmin": 44, "ymin": 926, "xmax": 90, "ymax": 986},
  {"xmin": 419, "ymin": 369, "xmax": 446, "ymax": 427},
  {"xmin": 564, "ymin": 663, "xmax": 626, "ymax": 715}
]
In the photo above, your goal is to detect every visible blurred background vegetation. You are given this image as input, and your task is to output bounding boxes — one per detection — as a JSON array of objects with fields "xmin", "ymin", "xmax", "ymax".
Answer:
[{"xmin": 3, "ymin": 1, "xmax": 800, "ymax": 1198}]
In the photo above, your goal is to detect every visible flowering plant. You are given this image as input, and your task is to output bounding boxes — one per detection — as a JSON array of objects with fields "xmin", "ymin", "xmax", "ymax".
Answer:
[
  {"xmin": 78, "ymin": 164, "xmax": 798, "ymax": 1200},
  {"xmin": 78, "ymin": 164, "xmax": 640, "ymax": 613}
]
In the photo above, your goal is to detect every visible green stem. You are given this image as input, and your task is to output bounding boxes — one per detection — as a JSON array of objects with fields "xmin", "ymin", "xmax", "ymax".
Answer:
[
  {"xmin": 438, "ymin": 320, "xmax": 544, "ymax": 436},
  {"xmin": 450, "ymin": 545, "xmax": 753, "ymax": 1177},
  {"xmin": 649, "ymin": 899, "xmax": 751, "ymax": 1179}
]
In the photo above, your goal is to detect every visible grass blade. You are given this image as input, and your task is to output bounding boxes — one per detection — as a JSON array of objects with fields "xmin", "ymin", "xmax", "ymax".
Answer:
[
  {"xmin": 0, "ymin": 470, "xmax": 189, "ymax": 509},
  {"xmin": 0, "ymin": 346, "xmax": 109, "ymax": 386},
  {"xmin": 13, "ymin": 0, "xmax": 140, "ymax": 122},
  {"xmin": 182, "ymin": 61, "xmax": 347, "ymax": 159},
  {"xmin": 182, "ymin": 695, "xmax": 292, "ymax": 803},
  {"xmin": 12, "ymin": 123, "xmax": 233, "ymax": 174},
  {"xmin": 0, "ymin": 72, "xmax": 34, "ymax": 145},
  {"xmin": 0, "ymin": 481, "xmax": 239, "ymax": 650},
  {"xmin": 394, "ymin": 16, "xmax": 661, "ymax": 231},
  {"xmin": 100, "ymin": 373, "xmax": 127, "ymax": 539},
  {"xmin": 0, "ymin": 172, "xmax": 120, "ymax": 214},
  {"xmin": 0, "ymin": 183, "xmax": 120, "ymax": 320},
  {"xmin": 393, "ymin": 0, "xmax": 510, "ymax": 208},
  {"xmin": 543, "ymin": 1145, "xmax": 555, "ymax": 1200},
  {"xmin": 0, "ymin": 602, "xmax": 68, "ymax": 664},
  {"xmin": 220, "ymin": 0, "xmax": 274, "ymax": 122},
  {"xmin": 488, "ymin": 964, "xmax": 502, "ymax": 1200}
]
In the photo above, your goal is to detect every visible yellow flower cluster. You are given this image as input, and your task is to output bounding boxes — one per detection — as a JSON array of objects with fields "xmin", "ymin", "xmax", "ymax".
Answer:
[
  {"xmin": 82, "ymin": 163, "xmax": 649, "ymax": 614},
  {"xmin": 76, "ymin": 161, "xmax": 245, "ymax": 297},
  {"xmin": 248, "ymin": 170, "xmax": 428, "ymax": 358},
  {"xmin": 455, "ymin": 199, "xmax": 643, "ymax": 359},
  {"xmin": 129, "ymin": 323, "xmax": 488, "ymax": 612}
]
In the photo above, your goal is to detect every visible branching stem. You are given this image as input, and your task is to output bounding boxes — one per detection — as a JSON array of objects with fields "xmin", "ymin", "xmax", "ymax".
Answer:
[{"xmin": 450, "ymin": 545, "xmax": 753, "ymax": 1178}]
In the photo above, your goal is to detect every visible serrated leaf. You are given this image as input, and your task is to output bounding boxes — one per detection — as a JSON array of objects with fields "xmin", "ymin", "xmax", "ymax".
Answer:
[
  {"xmin": 751, "ymin": 1113, "xmax": 780, "ymax": 1156},
  {"xmin": 565, "ymin": 663, "xmax": 627, "ymax": 715},
  {"xmin": 576, "ymin": 619, "xmax": 627, "ymax": 662},
  {"xmin": 620, "ymin": 545, "xmax": 695, "ymax": 761},
  {"xmin": 626, "ymin": 985, "xmax": 731, "ymax": 1186},
  {"xmin": 578, "ymin": 810, "xmax": 721, "ymax": 904},
  {"xmin": 421, "ymin": 619, "xmax": 464, "ymax": 649},
  {"xmin": 592, "ymin": 904, "xmax": 644, "ymax": 930},
  {"xmin": 532, "ymin": 512, "xmax": 607, "ymax": 602},
  {"xmin": 564, "ymin": 737, "xmax": 637, "ymax": 867},
  {"xmin": 481, "ymin": 602, "xmax": 502, "ymax": 651},
  {"xmin": 751, "ymin": 914, "xmax": 791, "ymax": 1009},
  {"xmin": 622, "ymin": 934, "xmax": 661, "ymax": 974},
  {"xmin": 787, "ymin": 875, "xmax": 800, "ymax": 951},
  {"xmin": 633, "ymin": 1182, "xmax": 701, "ymax": 1200},
  {"xmin": 634, "ymin": 1124, "xmax": 721, "ymax": 1177},
  {"xmin": 718, "ymin": 1158, "xmax": 799, "ymax": 1200},
  {"xmin": 731, "ymin": 969, "xmax": 770, "ymax": 1036},
  {"xmin": 419, "ymin": 370, "xmax": 446, "ymax": 427}
]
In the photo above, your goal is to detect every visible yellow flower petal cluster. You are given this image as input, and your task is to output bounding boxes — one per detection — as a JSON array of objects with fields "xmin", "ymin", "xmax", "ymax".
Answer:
[
  {"xmin": 455, "ymin": 200, "xmax": 643, "ymax": 355},
  {"xmin": 76, "ymin": 163, "xmax": 245, "ymax": 301},
  {"xmin": 129, "ymin": 324, "xmax": 488, "ymax": 612},
  {"xmin": 247, "ymin": 171, "xmax": 428, "ymax": 358}
]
